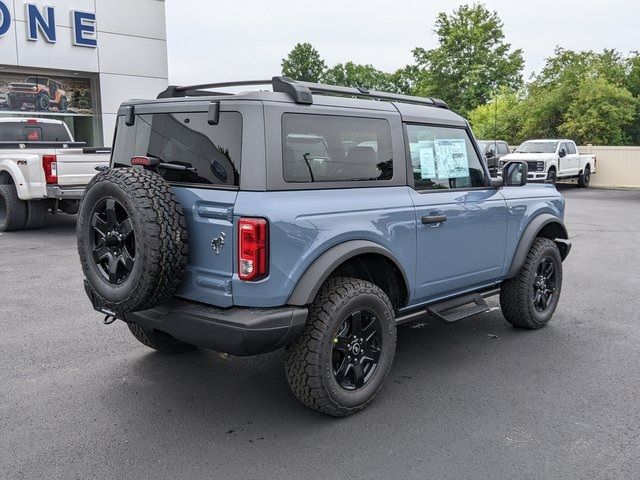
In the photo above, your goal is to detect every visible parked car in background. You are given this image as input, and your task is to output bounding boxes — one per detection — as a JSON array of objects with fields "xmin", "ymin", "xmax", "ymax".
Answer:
[
  {"xmin": 0, "ymin": 118, "xmax": 110, "ymax": 231},
  {"xmin": 477, "ymin": 140, "xmax": 510, "ymax": 176},
  {"xmin": 499, "ymin": 139, "xmax": 596, "ymax": 187},
  {"xmin": 8, "ymin": 77, "xmax": 68, "ymax": 112},
  {"xmin": 76, "ymin": 77, "xmax": 571, "ymax": 417}
]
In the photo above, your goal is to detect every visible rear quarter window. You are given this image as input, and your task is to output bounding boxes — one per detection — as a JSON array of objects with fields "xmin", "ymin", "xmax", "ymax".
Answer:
[
  {"xmin": 282, "ymin": 113, "xmax": 393, "ymax": 183},
  {"xmin": 112, "ymin": 111, "xmax": 243, "ymax": 187}
]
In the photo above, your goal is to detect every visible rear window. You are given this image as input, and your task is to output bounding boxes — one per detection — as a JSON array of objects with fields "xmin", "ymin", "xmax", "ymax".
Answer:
[
  {"xmin": 282, "ymin": 114, "xmax": 393, "ymax": 183},
  {"xmin": 112, "ymin": 112, "xmax": 242, "ymax": 187},
  {"xmin": 0, "ymin": 121, "xmax": 71, "ymax": 142}
]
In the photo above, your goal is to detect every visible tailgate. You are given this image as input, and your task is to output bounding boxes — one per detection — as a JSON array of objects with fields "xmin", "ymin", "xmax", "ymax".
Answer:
[
  {"xmin": 172, "ymin": 187, "xmax": 238, "ymax": 308},
  {"xmin": 54, "ymin": 147, "xmax": 110, "ymax": 186}
]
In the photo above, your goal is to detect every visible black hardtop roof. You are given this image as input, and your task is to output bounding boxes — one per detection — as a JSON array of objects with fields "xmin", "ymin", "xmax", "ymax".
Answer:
[{"xmin": 119, "ymin": 76, "xmax": 468, "ymax": 126}]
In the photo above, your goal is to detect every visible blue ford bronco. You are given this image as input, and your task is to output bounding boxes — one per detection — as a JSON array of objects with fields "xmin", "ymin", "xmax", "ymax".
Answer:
[{"xmin": 77, "ymin": 77, "xmax": 571, "ymax": 417}]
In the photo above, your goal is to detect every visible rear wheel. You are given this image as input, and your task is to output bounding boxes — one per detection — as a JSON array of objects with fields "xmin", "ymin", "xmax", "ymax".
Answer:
[
  {"xmin": 0, "ymin": 184, "xmax": 27, "ymax": 231},
  {"xmin": 285, "ymin": 277, "xmax": 397, "ymax": 417},
  {"xmin": 578, "ymin": 165, "xmax": 591, "ymax": 188},
  {"xmin": 128, "ymin": 322, "xmax": 196, "ymax": 353},
  {"xmin": 500, "ymin": 238, "xmax": 563, "ymax": 329},
  {"xmin": 24, "ymin": 200, "xmax": 50, "ymax": 230}
]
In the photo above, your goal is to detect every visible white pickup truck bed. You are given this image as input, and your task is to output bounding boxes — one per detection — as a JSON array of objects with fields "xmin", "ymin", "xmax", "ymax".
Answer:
[{"xmin": 0, "ymin": 118, "xmax": 110, "ymax": 231}]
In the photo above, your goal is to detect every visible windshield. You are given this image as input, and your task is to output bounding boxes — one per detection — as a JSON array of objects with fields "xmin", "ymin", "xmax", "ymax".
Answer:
[{"xmin": 515, "ymin": 141, "xmax": 557, "ymax": 154}]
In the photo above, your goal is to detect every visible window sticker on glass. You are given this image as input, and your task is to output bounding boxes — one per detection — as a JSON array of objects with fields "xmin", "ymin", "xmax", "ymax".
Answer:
[
  {"xmin": 435, "ymin": 139, "xmax": 468, "ymax": 179},
  {"xmin": 418, "ymin": 141, "xmax": 436, "ymax": 179}
]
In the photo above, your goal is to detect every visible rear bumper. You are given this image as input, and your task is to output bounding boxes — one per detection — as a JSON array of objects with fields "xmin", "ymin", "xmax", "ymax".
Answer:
[
  {"xmin": 123, "ymin": 299, "xmax": 308, "ymax": 356},
  {"xmin": 46, "ymin": 185, "xmax": 85, "ymax": 200},
  {"xmin": 83, "ymin": 280, "xmax": 308, "ymax": 356}
]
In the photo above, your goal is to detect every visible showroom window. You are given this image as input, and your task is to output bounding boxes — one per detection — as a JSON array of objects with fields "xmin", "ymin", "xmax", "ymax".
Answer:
[{"xmin": 0, "ymin": 70, "xmax": 101, "ymax": 146}]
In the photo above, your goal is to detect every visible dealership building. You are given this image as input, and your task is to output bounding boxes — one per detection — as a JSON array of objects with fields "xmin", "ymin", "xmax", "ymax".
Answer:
[{"xmin": 0, "ymin": 0, "xmax": 168, "ymax": 147}]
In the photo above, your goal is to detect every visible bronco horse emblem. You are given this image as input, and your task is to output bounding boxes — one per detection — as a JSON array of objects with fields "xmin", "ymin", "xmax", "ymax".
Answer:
[{"xmin": 211, "ymin": 232, "xmax": 226, "ymax": 254}]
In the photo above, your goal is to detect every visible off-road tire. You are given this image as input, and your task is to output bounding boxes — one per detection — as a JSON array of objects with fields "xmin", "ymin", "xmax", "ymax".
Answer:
[
  {"xmin": 500, "ymin": 238, "xmax": 563, "ymax": 329},
  {"xmin": 285, "ymin": 277, "xmax": 397, "ymax": 417},
  {"xmin": 0, "ymin": 184, "xmax": 27, "ymax": 231},
  {"xmin": 578, "ymin": 165, "xmax": 591, "ymax": 188},
  {"xmin": 36, "ymin": 93, "xmax": 50, "ymax": 111},
  {"xmin": 77, "ymin": 167, "xmax": 188, "ymax": 314},
  {"xmin": 127, "ymin": 322, "xmax": 196, "ymax": 353},
  {"xmin": 24, "ymin": 200, "xmax": 50, "ymax": 230}
]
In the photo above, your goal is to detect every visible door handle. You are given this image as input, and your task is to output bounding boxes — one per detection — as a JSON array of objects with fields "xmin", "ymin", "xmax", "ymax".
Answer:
[{"xmin": 421, "ymin": 215, "xmax": 447, "ymax": 225}]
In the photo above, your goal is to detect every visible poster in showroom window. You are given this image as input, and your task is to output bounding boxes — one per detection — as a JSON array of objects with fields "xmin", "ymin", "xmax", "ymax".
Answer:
[{"xmin": 0, "ymin": 72, "xmax": 94, "ymax": 115}]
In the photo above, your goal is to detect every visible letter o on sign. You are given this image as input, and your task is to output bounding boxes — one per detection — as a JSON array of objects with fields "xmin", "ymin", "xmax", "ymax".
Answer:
[{"xmin": 0, "ymin": 1, "xmax": 11, "ymax": 37}]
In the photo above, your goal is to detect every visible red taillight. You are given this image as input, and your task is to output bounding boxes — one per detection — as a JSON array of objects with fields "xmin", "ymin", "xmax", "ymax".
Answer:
[
  {"xmin": 238, "ymin": 218, "xmax": 269, "ymax": 281},
  {"xmin": 131, "ymin": 156, "xmax": 156, "ymax": 166},
  {"xmin": 27, "ymin": 119, "xmax": 38, "ymax": 124},
  {"xmin": 42, "ymin": 155, "xmax": 57, "ymax": 184}
]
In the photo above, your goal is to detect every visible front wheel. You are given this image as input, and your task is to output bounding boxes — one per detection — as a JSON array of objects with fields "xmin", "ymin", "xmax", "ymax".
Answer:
[
  {"xmin": 285, "ymin": 277, "xmax": 397, "ymax": 417},
  {"xmin": 546, "ymin": 169, "xmax": 557, "ymax": 185},
  {"xmin": 500, "ymin": 238, "xmax": 563, "ymax": 329}
]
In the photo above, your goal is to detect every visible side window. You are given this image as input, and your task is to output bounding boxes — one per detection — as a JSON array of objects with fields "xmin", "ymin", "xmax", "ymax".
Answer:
[
  {"xmin": 498, "ymin": 143, "xmax": 509, "ymax": 155},
  {"xmin": 282, "ymin": 113, "xmax": 393, "ymax": 183},
  {"xmin": 112, "ymin": 111, "xmax": 242, "ymax": 187},
  {"xmin": 566, "ymin": 142, "xmax": 577, "ymax": 154},
  {"xmin": 559, "ymin": 142, "xmax": 569, "ymax": 155},
  {"xmin": 406, "ymin": 124, "xmax": 487, "ymax": 191}
]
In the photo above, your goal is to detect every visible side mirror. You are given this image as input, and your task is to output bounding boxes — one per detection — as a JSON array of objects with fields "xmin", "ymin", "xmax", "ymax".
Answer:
[
  {"xmin": 559, "ymin": 149, "xmax": 566, "ymax": 158},
  {"xmin": 485, "ymin": 149, "xmax": 495, "ymax": 158},
  {"xmin": 502, "ymin": 161, "xmax": 528, "ymax": 186}
]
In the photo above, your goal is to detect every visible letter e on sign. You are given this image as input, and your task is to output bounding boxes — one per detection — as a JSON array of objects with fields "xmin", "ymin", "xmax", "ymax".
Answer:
[{"xmin": 72, "ymin": 10, "xmax": 97, "ymax": 48}]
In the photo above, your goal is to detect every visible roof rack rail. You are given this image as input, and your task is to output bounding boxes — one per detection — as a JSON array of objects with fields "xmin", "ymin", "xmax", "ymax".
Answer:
[{"xmin": 157, "ymin": 76, "xmax": 449, "ymax": 109}]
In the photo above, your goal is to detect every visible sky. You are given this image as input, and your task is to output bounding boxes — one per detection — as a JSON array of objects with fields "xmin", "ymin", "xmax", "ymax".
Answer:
[{"xmin": 165, "ymin": 0, "xmax": 640, "ymax": 87}]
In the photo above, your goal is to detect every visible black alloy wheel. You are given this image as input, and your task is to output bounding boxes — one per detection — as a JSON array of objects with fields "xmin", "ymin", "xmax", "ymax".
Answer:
[
  {"xmin": 532, "ymin": 256, "xmax": 557, "ymax": 312},
  {"xmin": 332, "ymin": 309, "xmax": 382, "ymax": 390},
  {"xmin": 91, "ymin": 198, "xmax": 135, "ymax": 284}
]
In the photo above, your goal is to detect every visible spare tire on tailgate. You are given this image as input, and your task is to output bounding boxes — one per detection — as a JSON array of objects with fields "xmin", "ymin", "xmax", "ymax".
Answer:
[{"xmin": 77, "ymin": 167, "xmax": 188, "ymax": 314}]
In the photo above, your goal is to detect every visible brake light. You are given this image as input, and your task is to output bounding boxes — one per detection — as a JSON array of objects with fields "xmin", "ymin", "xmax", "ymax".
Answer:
[
  {"xmin": 130, "ymin": 156, "xmax": 158, "ymax": 167},
  {"xmin": 27, "ymin": 119, "xmax": 38, "ymax": 124},
  {"xmin": 238, "ymin": 218, "xmax": 269, "ymax": 281},
  {"xmin": 42, "ymin": 155, "xmax": 57, "ymax": 184}
]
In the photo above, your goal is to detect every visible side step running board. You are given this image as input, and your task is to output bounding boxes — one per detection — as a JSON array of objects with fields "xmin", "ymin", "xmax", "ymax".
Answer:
[
  {"xmin": 396, "ymin": 289, "xmax": 499, "ymax": 325},
  {"xmin": 426, "ymin": 293, "xmax": 491, "ymax": 323}
]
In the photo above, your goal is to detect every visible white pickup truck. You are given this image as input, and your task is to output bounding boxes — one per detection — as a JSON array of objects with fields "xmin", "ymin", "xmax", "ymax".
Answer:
[
  {"xmin": 498, "ymin": 139, "xmax": 596, "ymax": 188},
  {"xmin": 0, "ymin": 118, "xmax": 110, "ymax": 231}
]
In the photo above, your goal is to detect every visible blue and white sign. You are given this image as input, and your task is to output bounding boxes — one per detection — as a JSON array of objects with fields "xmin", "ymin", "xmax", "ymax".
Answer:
[{"xmin": 0, "ymin": 1, "xmax": 97, "ymax": 47}]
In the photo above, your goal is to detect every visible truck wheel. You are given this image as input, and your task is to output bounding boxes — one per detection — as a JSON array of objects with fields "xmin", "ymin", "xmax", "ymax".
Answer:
[
  {"xmin": 0, "ymin": 184, "xmax": 27, "ymax": 231},
  {"xmin": 500, "ymin": 238, "xmax": 563, "ymax": 329},
  {"xmin": 546, "ymin": 169, "xmax": 557, "ymax": 185},
  {"xmin": 285, "ymin": 277, "xmax": 397, "ymax": 417},
  {"xmin": 77, "ymin": 167, "xmax": 188, "ymax": 314},
  {"xmin": 36, "ymin": 93, "xmax": 50, "ymax": 111},
  {"xmin": 578, "ymin": 166, "xmax": 591, "ymax": 188},
  {"xmin": 24, "ymin": 200, "xmax": 50, "ymax": 230},
  {"xmin": 127, "ymin": 322, "xmax": 196, "ymax": 353},
  {"xmin": 59, "ymin": 97, "xmax": 68, "ymax": 113}
]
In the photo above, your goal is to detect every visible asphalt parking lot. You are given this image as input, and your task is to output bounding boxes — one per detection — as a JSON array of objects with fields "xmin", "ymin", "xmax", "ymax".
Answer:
[{"xmin": 1, "ymin": 186, "xmax": 640, "ymax": 480}]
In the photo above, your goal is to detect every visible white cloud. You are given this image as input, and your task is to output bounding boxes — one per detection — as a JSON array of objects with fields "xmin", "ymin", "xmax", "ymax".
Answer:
[{"xmin": 165, "ymin": 0, "xmax": 640, "ymax": 86}]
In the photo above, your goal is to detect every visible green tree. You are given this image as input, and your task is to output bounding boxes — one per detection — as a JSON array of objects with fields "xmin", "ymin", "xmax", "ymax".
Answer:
[
  {"xmin": 468, "ymin": 89, "xmax": 524, "ymax": 144},
  {"xmin": 559, "ymin": 77, "xmax": 636, "ymax": 145},
  {"xmin": 412, "ymin": 3, "xmax": 524, "ymax": 115},
  {"xmin": 281, "ymin": 43, "xmax": 326, "ymax": 82},
  {"xmin": 324, "ymin": 62, "xmax": 397, "ymax": 92}
]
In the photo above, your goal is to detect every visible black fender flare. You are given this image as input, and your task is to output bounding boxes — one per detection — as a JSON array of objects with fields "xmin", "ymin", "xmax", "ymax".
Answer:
[
  {"xmin": 506, "ymin": 213, "xmax": 570, "ymax": 278},
  {"xmin": 287, "ymin": 240, "xmax": 410, "ymax": 306}
]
